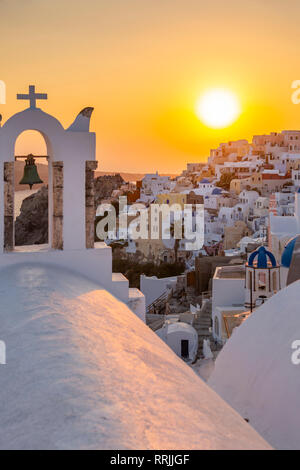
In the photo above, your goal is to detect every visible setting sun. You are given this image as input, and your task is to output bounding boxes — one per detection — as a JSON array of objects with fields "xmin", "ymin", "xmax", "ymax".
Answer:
[{"xmin": 196, "ymin": 89, "xmax": 241, "ymax": 129}]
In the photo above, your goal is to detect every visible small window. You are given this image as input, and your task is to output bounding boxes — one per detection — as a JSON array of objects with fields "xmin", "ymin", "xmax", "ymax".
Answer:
[{"xmin": 214, "ymin": 316, "xmax": 219, "ymax": 337}]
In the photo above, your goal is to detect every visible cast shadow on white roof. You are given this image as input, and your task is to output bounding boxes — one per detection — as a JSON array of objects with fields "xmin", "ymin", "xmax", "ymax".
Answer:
[{"xmin": 0, "ymin": 263, "xmax": 270, "ymax": 450}]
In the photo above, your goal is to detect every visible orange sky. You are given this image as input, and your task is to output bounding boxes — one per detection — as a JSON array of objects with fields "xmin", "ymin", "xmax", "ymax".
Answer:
[{"xmin": 2, "ymin": 0, "xmax": 300, "ymax": 173}]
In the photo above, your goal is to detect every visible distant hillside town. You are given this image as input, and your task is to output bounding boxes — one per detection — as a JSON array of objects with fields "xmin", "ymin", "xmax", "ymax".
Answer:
[
  {"xmin": 14, "ymin": 128, "xmax": 300, "ymax": 449},
  {"xmin": 88, "ymin": 130, "xmax": 300, "ymax": 389},
  {"xmin": 4, "ymin": 85, "xmax": 300, "ymax": 449},
  {"xmin": 3, "ymin": 88, "xmax": 274, "ymax": 451},
  {"xmin": 95, "ymin": 129, "xmax": 300, "ymax": 265}
]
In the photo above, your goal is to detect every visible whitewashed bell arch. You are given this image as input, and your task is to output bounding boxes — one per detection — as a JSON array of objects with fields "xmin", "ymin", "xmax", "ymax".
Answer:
[
  {"xmin": 0, "ymin": 85, "xmax": 145, "ymax": 320},
  {"xmin": 0, "ymin": 85, "xmax": 97, "ymax": 252}
]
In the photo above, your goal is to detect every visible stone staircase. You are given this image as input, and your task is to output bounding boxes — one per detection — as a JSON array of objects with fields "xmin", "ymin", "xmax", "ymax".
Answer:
[
  {"xmin": 146, "ymin": 291, "xmax": 169, "ymax": 315},
  {"xmin": 146, "ymin": 313, "xmax": 166, "ymax": 332},
  {"xmin": 193, "ymin": 299, "xmax": 213, "ymax": 359}
]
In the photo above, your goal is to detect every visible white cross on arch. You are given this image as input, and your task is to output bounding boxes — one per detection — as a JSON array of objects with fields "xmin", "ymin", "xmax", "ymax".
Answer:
[{"xmin": 17, "ymin": 85, "xmax": 47, "ymax": 109}]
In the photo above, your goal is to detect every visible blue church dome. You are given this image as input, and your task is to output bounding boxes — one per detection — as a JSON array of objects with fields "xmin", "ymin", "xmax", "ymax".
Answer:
[
  {"xmin": 212, "ymin": 188, "xmax": 222, "ymax": 195},
  {"xmin": 248, "ymin": 246, "xmax": 277, "ymax": 268},
  {"xmin": 281, "ymin": 236, "xmax": 298, "ymax": 268}
]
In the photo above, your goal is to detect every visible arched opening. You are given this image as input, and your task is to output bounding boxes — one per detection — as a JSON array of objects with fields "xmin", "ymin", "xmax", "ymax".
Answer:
[
  {"xmin": 214, "ymin": 316, "xmax": 219, "ymax": 337},
  {"xmin": 248, "ymin": 270, "xmax": 252, "ymax": 290},
  {"xmin": 14, "ymin": 130, "xmax": 49, "ymax": 248},
  {"xmin": 272, "ymin": 271, "xmax": 277, "ymax": 291},
  {"xmin": 258, "ymin": 271, "xmax": 266, "ymax": 291}
]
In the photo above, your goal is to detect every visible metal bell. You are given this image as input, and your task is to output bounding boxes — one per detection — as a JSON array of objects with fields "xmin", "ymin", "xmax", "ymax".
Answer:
[{"xmin": 19, "ymin": 154, "xmax": 43, "ymax": 189}]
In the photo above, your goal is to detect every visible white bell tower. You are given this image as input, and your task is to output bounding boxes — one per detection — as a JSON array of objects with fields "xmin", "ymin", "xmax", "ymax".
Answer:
[
  {"xmin": 0, "ymin": 85, "xmax": 145, "ymax": 320},
  {"xmin": 245, "ymin": 246, "xmax": 280, "ymax": 311}
]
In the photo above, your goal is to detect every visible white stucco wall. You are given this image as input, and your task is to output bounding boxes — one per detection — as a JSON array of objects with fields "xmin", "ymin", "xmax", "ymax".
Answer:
[
  {"xmin": 140, "ymin": 274, "xmax": 177, "ymax": 307},
  {"xmin": 212, "ymin": 276, "xmax": 245, "ymax": 341},
  {"xmin": 0, "ymin": 101, "xmax": 146, "ymax": 321},
  {"xmin": 156, "ymin": 322, "xmax": 198, "ymax": 362},
  {"xmin": 0, "ymin": 107, "xmax": 95, "ymax": 251}
]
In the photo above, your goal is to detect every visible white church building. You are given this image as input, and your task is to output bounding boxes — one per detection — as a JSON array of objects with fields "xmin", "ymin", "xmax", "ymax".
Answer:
[
  {"xmin": 0, "ymin": 85, "xmax": 145, "ymax": 320},
  {"xmin": 212, "ymin": 246, "xmax": 281, "ymax": 343},
  {"xmin": 209, "ymin": 236, "xmax": 300, "ymax": 449},
  {"xmin": 0, "ymin": 86, "xmax": 272, "ymax": 450},
  {"xmin": 156, "ymin": 321, "xmax": 198, "ymax": 363},
  {"xmin": 209, "ymin": 278, "xmax": 300, "ymax": 450},
  {"xmin": 269, "ymin": 187, "xmax": 300, "ymax": 264}
]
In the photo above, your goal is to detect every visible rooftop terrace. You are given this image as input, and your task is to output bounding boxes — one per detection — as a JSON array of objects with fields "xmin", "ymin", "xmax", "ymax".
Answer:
[{"xmin": 214, "ymin": 265, "xmax": 245, "ymax": 280}]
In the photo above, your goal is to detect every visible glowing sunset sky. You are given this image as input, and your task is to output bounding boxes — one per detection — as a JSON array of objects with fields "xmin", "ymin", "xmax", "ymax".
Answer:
[{"xmin": 2, "ymin": 0, "xmax": 300, "ymax": 173}]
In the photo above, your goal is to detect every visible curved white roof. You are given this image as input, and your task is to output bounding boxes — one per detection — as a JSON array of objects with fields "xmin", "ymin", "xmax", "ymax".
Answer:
[
  {"xmin": 0, "ymin": 263, "xmax": 270, "ymax": 450},
  {"xmin": 209, "ymin": 280, "xmax": 300, "ymax": 450},
  {"xmin": 2, "ymin": 107, "xmax": 64, "ymax": 132},
  {"xmin": 161, "ymin": 321, "xmax": 198, "ymax": 336}
]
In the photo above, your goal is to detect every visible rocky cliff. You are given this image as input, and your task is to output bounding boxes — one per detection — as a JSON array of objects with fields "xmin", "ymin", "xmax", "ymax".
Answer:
[
  {"xmin": 15, "ymin": 174, "xmax": 125, "ymax": 246},
  {"xmin": 15, "ymin": 186, "xmax": 49, "ymax": 246},
  {"xmin": 94, "ymin": 174, "xmax": 124, "ymax": 207}
]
